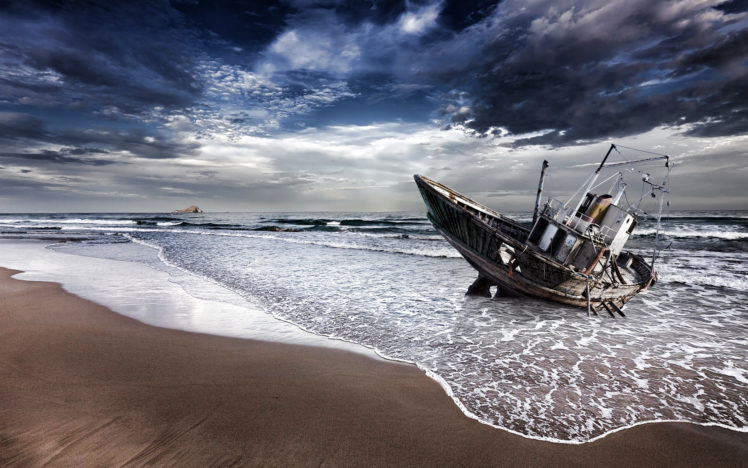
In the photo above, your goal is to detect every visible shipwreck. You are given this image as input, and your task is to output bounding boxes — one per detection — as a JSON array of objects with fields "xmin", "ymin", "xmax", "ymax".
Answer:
[{"xmin": 414, "ymin": 144, "xmax": 672, "ymax": 316}]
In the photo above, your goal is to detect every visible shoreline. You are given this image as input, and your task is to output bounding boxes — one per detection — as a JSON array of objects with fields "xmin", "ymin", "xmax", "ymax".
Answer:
[
  {"xmin": 0, "ymin": 239, "xmax": 380, "ymax": 357},
  {"xmin": 1, "ymin": 267, "xmax": 746, "ymax": 466},
  {"xmin": 7, "ymin": 238, "xmax": 745, "ymax": 444}
]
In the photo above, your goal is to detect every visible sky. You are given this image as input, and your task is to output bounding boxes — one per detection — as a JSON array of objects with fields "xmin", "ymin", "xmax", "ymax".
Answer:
[{"xmin": 0, "ymin": 0, "xmax": 746, "ymax": 213}]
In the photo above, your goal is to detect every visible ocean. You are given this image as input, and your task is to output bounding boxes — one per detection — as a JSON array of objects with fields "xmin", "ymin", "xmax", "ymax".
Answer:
[{"xmin": 1, "ymin": 210, "xmax": 746, "ymax": 442}]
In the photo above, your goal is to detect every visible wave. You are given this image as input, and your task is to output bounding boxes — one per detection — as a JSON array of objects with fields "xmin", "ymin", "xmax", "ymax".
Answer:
[
  {"xmin": 16, "ymin": 221, "xmax": 442, "ymax": 243},
  {"xmin": 134, "ymin": 228, "xmax": 460, "ymax": 258},
  {"xmin": 384, "ymin": 216, "xmax": 431, "ymax": 222},
  {"xmin": 0, "ymin": 224, "xmax": 65, "ymax": 230},
  {"xmin": 52, "ymin": 225, "xmax": 456, "ymax": 257},
  {"xmin": 263, "ymin": 218, "xmax": 429, "ymax": 227},
  {"xmin": 634, "ymin": 228, "xmax": 748, "ymax": 240},
  {"xmin": 244, "ymin": 236, "xmax": 460, "ymax": 258},
  {"xmin": 352, "ymin": 232, "xmax": 444, "ymax": 241},
  {"xmin": 266, "ymin": 218, "xmax": 331, "ymax": 226},
  {"xmin": 190, "ymin": 231, "xmax": 459, "ymax": 258},
  {"xmin": 177, "ymin": 222, "xmax": 248, "ymax": 230},
  {"xmin": 662, "ymin": 214, "xmax": 748, "ymax": 221},
  {"xmin": 135, "ymin": 218, "xmax": 183, "ymax": 226},
  {"xmin": 249, "ymin": 223, "xmax": 436, "ymax": 235},
  {"xmin": 252, "ymin": 226, "xmax": 300, "ymax": 232},
  {"xmin": 340, "ymin": 219, "xmax": 428, "ymax": 227},
  {"xmin": 0, "ymin": 218, "xmax": 137, "ymax": 226},
  {"xmin": 660, "ymin": 271, "xmax": 748, "ymax": 291},
  {"xmin": 0, "ymin": 215, "xmax": 434, "ymax": 236},
  {"xmin": 141, "ymin": 216, "xmax": 183, "ymax": 221}
]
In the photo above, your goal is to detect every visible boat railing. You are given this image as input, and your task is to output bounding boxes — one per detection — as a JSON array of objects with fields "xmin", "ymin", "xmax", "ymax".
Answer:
[
  {"xmin": 567, "ymin": 214, "xmax": 591, "ymax": 234},
  {"xmin": 542, "ymin": 198, "xmax": 619, "ymax": 246},
  {"xmin": 576, "ymin": 221, "xmax": 618, "ymax": 245},
  {"xmin": 541, "ymin": 198, "xmax": 568, "ymax": 223}
]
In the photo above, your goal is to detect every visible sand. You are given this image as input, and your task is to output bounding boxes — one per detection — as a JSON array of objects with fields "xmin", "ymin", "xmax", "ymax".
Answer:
[{"xmin": 0, "ymin": 267, "xmax": 745, "ymax": 467}]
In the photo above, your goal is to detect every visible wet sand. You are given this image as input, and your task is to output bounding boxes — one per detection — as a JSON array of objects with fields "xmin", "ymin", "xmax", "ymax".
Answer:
[{"xmin": 0, "ymin": 267, "xmax": 745, "ymax": 466}]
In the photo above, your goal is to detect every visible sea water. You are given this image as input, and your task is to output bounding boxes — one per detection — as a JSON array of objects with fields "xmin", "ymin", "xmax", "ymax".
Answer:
[{"xmin": 0, "ymin": 211, "xmax": 746, "ymax": 442}]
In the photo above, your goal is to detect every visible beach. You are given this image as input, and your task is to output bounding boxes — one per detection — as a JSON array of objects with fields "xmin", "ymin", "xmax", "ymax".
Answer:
[
  {"xmin": 2, "ymin": 0, "xmax": 746, "ymax": 463},
  {"xmin": 1, "ymin": 267, "xmax": 745, "ymax": 467},
  {"xmin": 2, "ymin": 213, "xmax": 747, "ymax": 442}
]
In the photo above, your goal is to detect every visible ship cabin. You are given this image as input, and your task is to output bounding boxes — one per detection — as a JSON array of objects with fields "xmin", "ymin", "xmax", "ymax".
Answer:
[{"xmin": 527, "ymin": 188, "xmax": 637, "ymax": 276}]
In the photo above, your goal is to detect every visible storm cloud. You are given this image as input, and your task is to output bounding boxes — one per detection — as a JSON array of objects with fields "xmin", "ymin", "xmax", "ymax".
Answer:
[
  {"xmin": 410, "ymin": 0, "xmax": 748, "ymax": 145},
  {"xmin": 0, "ymin": 1, "xmax": 201, "ymax": 113},
  {"xmin": 0, "ymin": 0, "xmax": 746, "ymax": 211}
]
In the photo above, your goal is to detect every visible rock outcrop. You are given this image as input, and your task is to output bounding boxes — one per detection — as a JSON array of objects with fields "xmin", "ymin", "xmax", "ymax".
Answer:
[{"xmin": 172, "ymin": 205, "xmax": 203, "ymax": 214}]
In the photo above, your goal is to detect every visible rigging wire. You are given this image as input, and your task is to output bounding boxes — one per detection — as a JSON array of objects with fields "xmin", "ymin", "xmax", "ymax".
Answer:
[
  {"xmin": 615, "ymin": 145, "xmax": 648, "ymax": 184},
  {"xmin": 590, "ymin": 171, "xmax": 623, "ymax": 191},
  {"xmin": 558, "ymin": 143, "xmax": 673, "ymax": 280},
  {"xmin": 614, "ymin": 144, "xmax": 670, "ymax": 157}
]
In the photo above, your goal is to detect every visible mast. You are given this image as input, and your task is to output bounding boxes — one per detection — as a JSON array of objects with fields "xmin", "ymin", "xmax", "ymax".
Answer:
[
  {"xmin": 595, "ymin": 144, "xmax": 616, "ymax": 174},
  {"xmin": 532, "ymin": 160, "xmax": 549, "ymax": 225}
]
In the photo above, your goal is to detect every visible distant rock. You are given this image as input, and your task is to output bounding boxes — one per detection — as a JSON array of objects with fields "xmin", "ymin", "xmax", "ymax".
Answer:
[{"xmin": 172, "ymin": 205, "xmax": 203, "ymax": 214}]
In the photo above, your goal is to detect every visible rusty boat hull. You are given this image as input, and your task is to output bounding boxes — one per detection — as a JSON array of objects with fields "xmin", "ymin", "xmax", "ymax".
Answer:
[{"xmin": 414, "ymin": 174, "xmax": 654, "ymax": 309}]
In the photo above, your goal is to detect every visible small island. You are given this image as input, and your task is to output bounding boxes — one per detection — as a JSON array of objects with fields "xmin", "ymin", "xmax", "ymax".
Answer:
[{"xmin": 172, "ymin": 205, "xmax": 203, "ymax": 214}]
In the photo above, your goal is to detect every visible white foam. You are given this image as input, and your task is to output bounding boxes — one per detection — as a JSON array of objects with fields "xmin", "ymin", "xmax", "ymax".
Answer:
[
  {"xmin": 635, "ymin": 228, "xmax": 748, "ymax": 240},
  {"xmin": 156, "ymin": 228, "xmax": 461, "ymax": 258},
  {"xmin": 719, "ymin": 361, "xmax": 748, "ymax": 385},
  {"xmin": 0, "ymin": 240, "xmax": 381, "ymax": 359},
  {"xmin": 409, "ymin": 359, "xmax": 748, "ymax": 444},
  {"xmin": 352, "ymin": 232, "xmax": 444, "ymax": 241}
]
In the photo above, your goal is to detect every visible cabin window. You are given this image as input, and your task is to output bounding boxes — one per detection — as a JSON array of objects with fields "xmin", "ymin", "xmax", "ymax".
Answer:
[
  {"xmin": 529, "ymin": 218, "xmax": 547, "ymax": 244},
  {"xmin": 550, "ymin": 228, "xmax": 567, "ymax": 255}
]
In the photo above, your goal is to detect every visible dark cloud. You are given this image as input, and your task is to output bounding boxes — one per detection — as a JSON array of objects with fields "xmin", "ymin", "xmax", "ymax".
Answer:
[
  {"xmin": 56, "ymin": 128, "xmax": 201, "ymax": 160},
  {"xmin": 438, "ymin": 0, "xmax": 498, "ymax": 31},
  {"xmin": 0, "ymin": 112, "xmax": 45, "ymax": 139},
  {"xmin": 3, "ymin": 0, "xmax": 746, "ymax": 148},
  {"xmin": 173, "ymin": 0, "xmax": 295, "ymax": 55},
  {"xmin": 282, "ymin": 0, "xmax": 407, "ymax": 26},
  {"xmin": 240, "ymin": 0, "xmax": 747, "ymax": 146},
  {"xmin": 0, "ymin": 112, "xmax": 199, "ymax": 161},
  {"xmin": 279, "ymin": 75, "xmax": 435, "ymax": 129},
  {"xmin": 0, "ymin": 149, "xmax": 119, "ymax": 166},
  {"xmin": 303, "ymin": 0, "xmax": 497, "ymax": 32},
  {"xmin": 0, "ymin": 1, "xmax": 202, "ymax": 114},
  {"xmin": 421, "ymin": 1, "xmax": 748, "ymax": 145},
  {"xmin": 715, "ymin": 0, "xmax": 748, "ymax": 14},
  {"xmin": 332, "ymin": 1, "xmax": 412, "ymax": 27}
]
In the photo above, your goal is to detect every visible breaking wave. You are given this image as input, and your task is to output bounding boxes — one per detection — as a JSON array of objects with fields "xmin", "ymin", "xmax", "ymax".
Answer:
[{"xmin": 635, "ymin": 228, "xmax": 748, "ymax": 240}]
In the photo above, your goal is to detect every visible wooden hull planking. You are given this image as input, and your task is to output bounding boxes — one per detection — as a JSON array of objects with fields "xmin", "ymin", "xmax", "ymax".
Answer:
[{"xmin": 415, "ymin": 175, "xmax": 651, "ymax": 308}]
